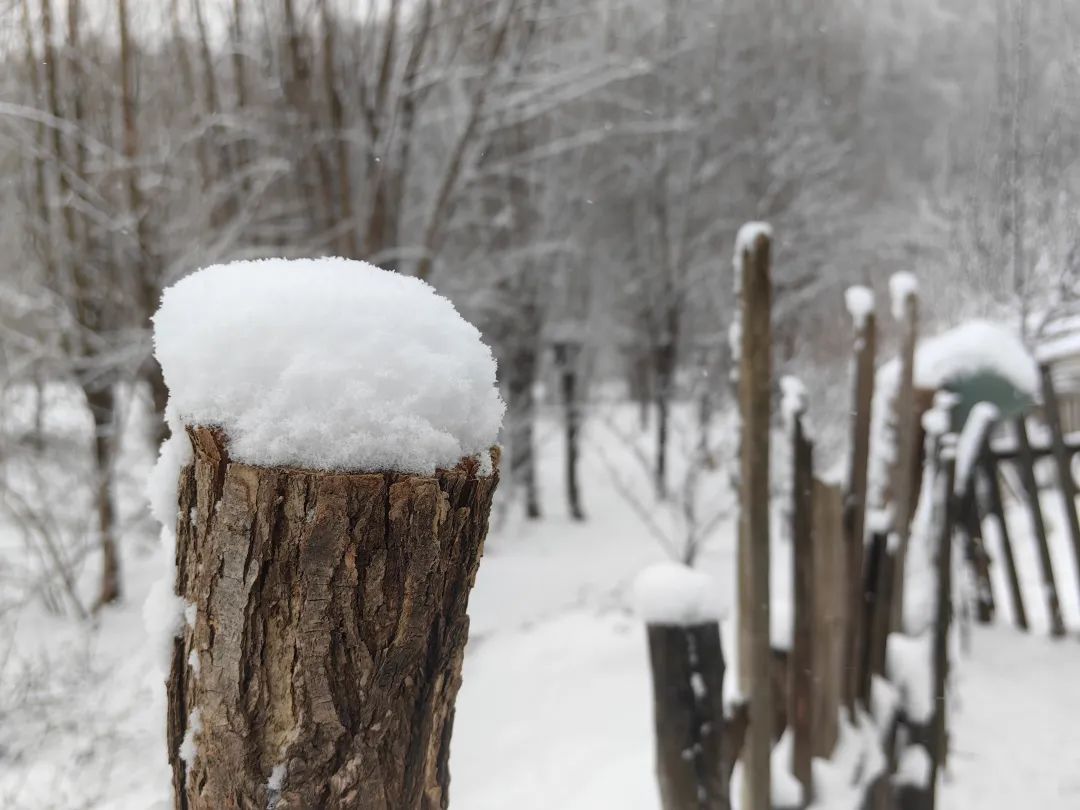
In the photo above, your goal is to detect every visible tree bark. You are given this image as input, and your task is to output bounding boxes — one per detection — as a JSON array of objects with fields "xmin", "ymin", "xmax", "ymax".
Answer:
[
  {"xmin": 646, "ymin": 622, "xmax": 730, "ymax": 810},
  {"xmin": 167, "ymin": 426, "xmax": 499, "ymax": 809}
]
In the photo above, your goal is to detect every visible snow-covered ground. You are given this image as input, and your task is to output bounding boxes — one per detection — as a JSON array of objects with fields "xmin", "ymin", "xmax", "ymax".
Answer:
[{"xmin": 1, "ymin": 394, "xmax": 1077, "ymax": 808}]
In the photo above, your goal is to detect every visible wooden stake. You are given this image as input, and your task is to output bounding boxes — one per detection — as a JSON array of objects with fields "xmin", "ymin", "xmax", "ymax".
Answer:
[
  {"xmin": 859, "ymin": 530, "xmax": 893, "ymax": 706},
  {"xmin": 168, "ymin": 427, "xmax": 499, "ymax": 808},
  {"xmin": 960, "ymin": 489, "xmax": 995, "ymax": 624},
  {"xmin": 844, "ymin": 301, "xmax": 876, "ymax": 711},
  {"xmin": 646, "ymin": 622, "xmax": 730, "ymax": 810},
  {"xmin": 1012, "ymin": 416, "xmax": 1066, "ymax": 637},
  {"xmin": 789, "ymin": 408, "xmax": 814, "ymax": 797},
  {"xmin": 978, "ymin": 442, "xmax": 1029, "ymax": 631},
  {"xmin": 810, "ymin": 479, "xmax": 846, "ymax": 759},
  {"xmin": 929, "ymin": 438, "xmax": 958, "ymax": 810},
  {"xmin": 1038, "ymin": 363, "xmax": 1080, "ymax": 606},
  {"xmin": 736, "ymin": 225, "xmax": 772, "ymax": 810},
  {"xmin": 890, "ymin": 289, "xmax": 920, "ymax": 630}
]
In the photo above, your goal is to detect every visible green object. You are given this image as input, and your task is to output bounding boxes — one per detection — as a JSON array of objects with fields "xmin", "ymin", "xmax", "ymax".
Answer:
[{"xmin": 943, "ymin": 369, "xmax": 1033, "ymax": 430}]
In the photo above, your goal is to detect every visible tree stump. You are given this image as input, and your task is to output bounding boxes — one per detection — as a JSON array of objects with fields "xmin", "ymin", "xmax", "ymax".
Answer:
[
  {"xmin": 167, "ymin": 426, "xmax": 499, "ymax": 810},
  {"xmin": 646, "ymin": 622, "xmax": 729, "ymax": 810}
]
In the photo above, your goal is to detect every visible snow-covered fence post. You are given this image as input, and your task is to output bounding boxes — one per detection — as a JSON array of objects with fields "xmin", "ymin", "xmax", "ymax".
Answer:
[
  {"xmin": 977, "ymin": 439, "xmax": 1029, "ymax": 631},
  {"xmin": 783, "ymin": 377, "xmax": 814, "ymax": 799},
  {"xmin": 889, "ymin": 272, "xmax": 920, "ymax": 631},
  {"xmin": 843, "ymin": 286, "xmax": 876, "ymax": 711},
  {"xmin": 733, "ymin": 222, "xmax": 772, "ymax": 810},
  {"xmin": 634, "ymin": 563, "xmax": 729, "ymax": 810},
  {"xmin": 1011, "ymin": 415, "xmax": 1066, "ymax": 637},
  {"xmin": 151, "ymin": 259, "xmax": 504, "ymax": 809},
  {"xmin": 1038, "ymin": 363, "xmax": 1080, "ymax": 607}
]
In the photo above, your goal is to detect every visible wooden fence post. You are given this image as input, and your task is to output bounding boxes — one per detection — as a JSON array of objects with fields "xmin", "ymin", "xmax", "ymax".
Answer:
[
  {"xmin": 890, "ymin": 274, "xmax": 920, "ymax": 631},
  {"xmin": 635, "ymin": 562, "xmax": 729, "ymax": 810},
  {"xmin": 1012, "ymin": 416, "xmax": 1067, "ymax": 637},
  {"xmin": 735, "ymin": 223, "xmax": 773, "ymax": 810},
  {"xmin": 928, "ymin": 437, "xmax": 958, "ymax": 810},
  {"xmin": 860, "ymin": 529, "xmax": 893, "ymax": 705},
  {"xmin": 953, "ymin": 403, "xmax": 1000, "ymax": 626},
  {"xmin": 646, "ymin": 622, "xmax": 730, "ymax": 810},
  {"xmin": 844, "ymin": 287, "xmax": 876, "ymax": 712},
  {"xmin": 978, "ymin": 441, "xmax": 1029, "ymax": 631},
  {"xmin": 168, "ymin": 428, "xmax": 499, "ymax": 808},
  {"xmin": 788, "ymin": 390, "xmax": 814, "ymax": 798},
  {"xmin": 960, "ymin": 489, "xmax": 995, "ymax": 624},
  {"xmin": 1038, "ymin": 363, "xmax": 1080, "ymax": 606},
  {"xmin": 810, "ymin": 479, "xmax": 846, "ymax": 760}
]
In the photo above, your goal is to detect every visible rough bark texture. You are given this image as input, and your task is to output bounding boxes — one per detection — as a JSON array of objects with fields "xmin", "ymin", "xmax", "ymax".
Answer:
[
  {"xmin": 167, "ymin": 426, "xmax": 499, "ymax": 810},
  {"xmin": 646, "ymin": 622, "xmax": 729, "ymax": 810}
]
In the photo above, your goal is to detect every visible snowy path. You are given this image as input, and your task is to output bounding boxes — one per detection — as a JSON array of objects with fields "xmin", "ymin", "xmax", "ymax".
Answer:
[{"xmin": 942, "ymin": 625, "xmax": 1080, "ymax": 810}]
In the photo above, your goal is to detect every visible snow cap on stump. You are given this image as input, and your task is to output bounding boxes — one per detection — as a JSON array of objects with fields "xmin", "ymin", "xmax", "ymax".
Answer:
[
  {"xmin": 632, "ymin": 561, "xmax": 721, "ymax": 626},
  {"xmin": 153, "ymin": 257, "xmax": 505, "ymax": 474}
]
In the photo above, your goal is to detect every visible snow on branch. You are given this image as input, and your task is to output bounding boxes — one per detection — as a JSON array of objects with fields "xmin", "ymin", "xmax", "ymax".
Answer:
[{"xmin": 152, "ymin": 258, "xmax": 505, "ymax": 475}]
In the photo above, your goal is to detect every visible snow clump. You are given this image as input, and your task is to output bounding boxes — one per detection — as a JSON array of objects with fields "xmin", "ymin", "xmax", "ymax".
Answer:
[{"xmin": 152, "ymin": 257, "xmax": 505, "ymax": 475}]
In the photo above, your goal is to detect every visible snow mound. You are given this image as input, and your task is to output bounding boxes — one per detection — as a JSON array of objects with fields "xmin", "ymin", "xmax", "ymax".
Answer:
[
  {"xmin": 631, "ymin": 561, "xmax": 721, "ymax": 626},
  {"xmin": 733, "ymin": 221, "xmax": 773, "ymax": 269},
  {"xmin": 780, "ymin": 375, "xmax": 807, "ymax": 430},
  {"xmin": 153, "ymin": 258, "xmax": 505, "ymax": 474},
  {"xmin": 845, "ymin": 285, "xmax": 875, "ymax": 329},
  {"xmin": 914, "ymin": 320, "xmax": 1037, "ymax": 395},
  {"xmin": 889, "ymin": 271, "xmax": 918, "ymax": 320}
]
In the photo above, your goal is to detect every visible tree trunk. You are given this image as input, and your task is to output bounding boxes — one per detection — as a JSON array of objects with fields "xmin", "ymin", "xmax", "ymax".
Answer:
[
  {"xmin": 507, "ymin": 341, "xmax": 541, "ymax": 520},
  {"xmin": 646, "ymin": 622, "xmax": 730, "ymax": 810},
  {"xmin": 557, "ymin": 344, "xmax": 585, "ymax": 521},
  {"xmin": 86, "ymin": 385, "xmax": 120, "ymax": 607},
  {"xmin": 167, "ymin": 426, "xmax": 498, "ymax": 809}
]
